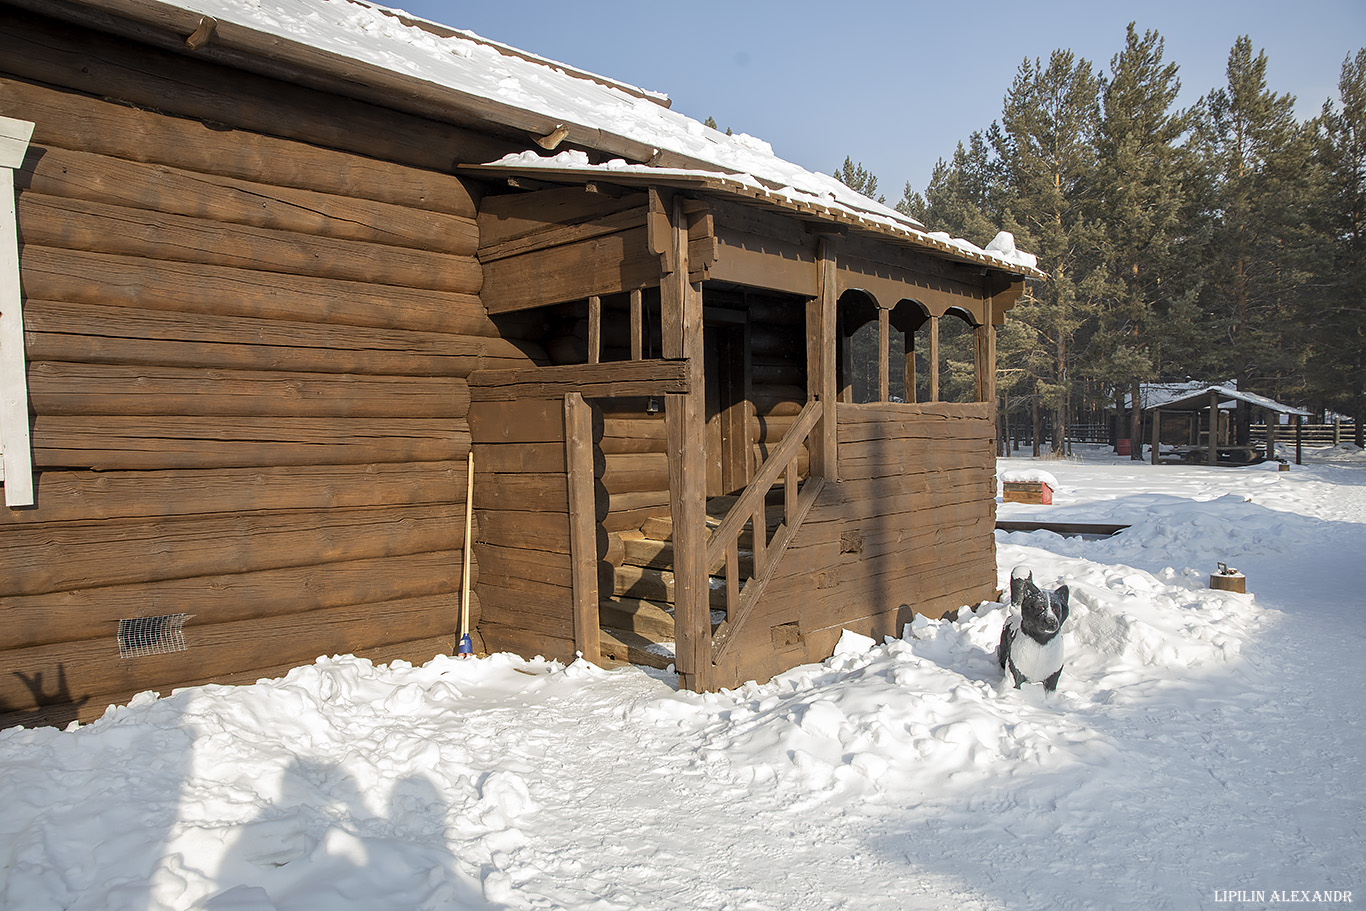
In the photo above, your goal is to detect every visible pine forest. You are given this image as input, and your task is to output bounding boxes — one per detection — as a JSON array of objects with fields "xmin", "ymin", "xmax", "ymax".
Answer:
[{"xmin": 839, "ymin": 26, "xmax": 1366, "ymax": 449}]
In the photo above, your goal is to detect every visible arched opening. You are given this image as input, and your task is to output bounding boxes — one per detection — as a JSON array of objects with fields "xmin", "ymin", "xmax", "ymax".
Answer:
[
  {"xmin": 835, "ymin": 290, "xmax": 879, "ymax": 404},
  {"xmin": 938, "ymin": 307, "xmax": 978, "ymax": 404},
  {"xmin": 891, "ymin": 300, "xmax": 930, "ymax": 403}
]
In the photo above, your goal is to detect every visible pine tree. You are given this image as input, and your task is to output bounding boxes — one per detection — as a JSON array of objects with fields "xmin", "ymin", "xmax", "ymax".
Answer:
[
  {"xmin": 1310, "ymin": 50, "xmax": 1366, "ymax": 445},
  {"xmin": 833, "ymin": 157, "xmax": 886, "ymax": 203},
  {"xmin": 988, "ymin": 50, "xmax": 1103, "ymax": 453},
  {"xmin": 1091, "ymin": 24, "xmax": 1195, "ymax": 456},
  {"xmin": 1199, "ymin": 36, "xmax": 1316, "ymax": 402}
]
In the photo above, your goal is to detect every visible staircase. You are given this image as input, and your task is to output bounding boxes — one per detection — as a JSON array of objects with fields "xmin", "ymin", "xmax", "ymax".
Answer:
[{"xmin": 597, "ymin": 492, "xmax": 786, "ymax": 670}]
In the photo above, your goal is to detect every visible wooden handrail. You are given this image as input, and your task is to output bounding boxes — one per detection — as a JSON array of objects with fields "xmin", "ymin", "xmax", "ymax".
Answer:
[
  {"xmin": 705, "ymin": 398, "xmax": 823, "ymax": 568},
  {"xmin": 705, "ymin": 398, "xmax": 827, "ymax": 663}
]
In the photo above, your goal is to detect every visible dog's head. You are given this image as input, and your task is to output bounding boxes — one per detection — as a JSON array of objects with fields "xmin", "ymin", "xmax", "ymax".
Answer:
[{"xmin": 1011, "ymin": 569, "xmax": 1069, "ymax": 641}]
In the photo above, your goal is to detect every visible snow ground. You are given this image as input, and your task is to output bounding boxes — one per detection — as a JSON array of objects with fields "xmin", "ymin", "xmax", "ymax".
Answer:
[{"xmin": 2, "ymin": 444, "xmax": 1363, "ymax": 910}]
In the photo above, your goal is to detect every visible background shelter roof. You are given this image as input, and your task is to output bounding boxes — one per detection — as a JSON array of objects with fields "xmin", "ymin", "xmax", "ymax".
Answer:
[{"xmin": 1131, "ymin": 382, "xmax": 1312, "ymax": 416}]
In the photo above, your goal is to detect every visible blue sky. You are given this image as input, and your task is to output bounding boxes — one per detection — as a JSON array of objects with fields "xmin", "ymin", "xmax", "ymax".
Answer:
[{"xmin": 394, "ymin": 1, "xmax": 1364, "ymax": 203}]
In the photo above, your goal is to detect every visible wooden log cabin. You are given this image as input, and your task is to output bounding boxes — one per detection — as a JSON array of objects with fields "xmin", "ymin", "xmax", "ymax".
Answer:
[{"xmin": 0, "ymin": 0, "xmax": 1040, "ymax": 727}]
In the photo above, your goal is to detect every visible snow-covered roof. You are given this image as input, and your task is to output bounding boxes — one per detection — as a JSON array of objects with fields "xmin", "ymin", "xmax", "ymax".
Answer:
[
  {"xmin": 101, "ymin": 0, "xmax": 1040, "ymax": 277},
  {"xmin": 1128, "ymin": 382, "xmax": 1311, "ymax": 416}
]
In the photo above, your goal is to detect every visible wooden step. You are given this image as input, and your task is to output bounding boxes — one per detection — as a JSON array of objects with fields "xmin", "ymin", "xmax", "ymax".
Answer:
[
  {"xmin": 599, "ymin": 596, "xmax": 675, "ymax": 640},
  {"xmin": 598, "ymin": 627, "xmax": 674, "ymax": 670},
  {"xmin": 613, "ymin": 563, "xmax": 730, "ymax": 606}
]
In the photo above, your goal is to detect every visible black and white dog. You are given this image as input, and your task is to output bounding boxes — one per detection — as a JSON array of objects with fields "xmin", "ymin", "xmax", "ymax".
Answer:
[{"xmin": 997, "ymin": 567, "xmax": 1070, "ymax": 692}]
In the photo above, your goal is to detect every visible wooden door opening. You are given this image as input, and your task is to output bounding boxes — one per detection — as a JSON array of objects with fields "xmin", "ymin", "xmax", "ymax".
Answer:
[{"xmin": 704, "ymin": 308, "xmax": 751, "ymax": 497}]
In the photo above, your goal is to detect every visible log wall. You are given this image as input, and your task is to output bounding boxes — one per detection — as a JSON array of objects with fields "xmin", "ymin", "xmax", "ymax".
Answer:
[
  {"xmin": 0, "ymin": 7, "xmax": 537, "ymax": 728},
  {"xmin": 712, "ymin": 401, "xmax": 998, "ymax": 689}
]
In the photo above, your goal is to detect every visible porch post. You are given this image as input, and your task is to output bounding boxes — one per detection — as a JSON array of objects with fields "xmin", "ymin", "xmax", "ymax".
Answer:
[
  {"xmin": 878, "ymin": 307, "xmax": 890, "ymax": 402},
  {"xmin": 1265, "ymin": 409, "xmax": 1277, "ymax": 461},
  {"xmin": 814, "ymin": 236, "xmax": 838, "ymax": 481},
  {"xmin": 928, "ymin": 317, "xmax": 940, "ymax": 403},
  {"xmin": 662, "ymin": 194, "xmax": 709, "ymax": 691},
  {"xmin": 973, "ymin": 321, "xmax": 996, "ymax": 404}
]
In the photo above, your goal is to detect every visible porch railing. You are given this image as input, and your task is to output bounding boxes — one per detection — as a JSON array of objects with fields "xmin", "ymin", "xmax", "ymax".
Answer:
[{"xmin": 707, "ymin": 398, "xmax": 826, "ymax": 661}]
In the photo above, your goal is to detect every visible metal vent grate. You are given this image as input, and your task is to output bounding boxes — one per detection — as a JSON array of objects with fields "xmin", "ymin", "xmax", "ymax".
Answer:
[{"xmin": 117, "ymin": 614, "xmax": 188, "ymax": 658}]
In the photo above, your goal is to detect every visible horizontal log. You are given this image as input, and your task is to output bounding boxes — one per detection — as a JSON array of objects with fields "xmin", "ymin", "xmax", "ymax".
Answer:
[
  {"xmin": 28, "ymin": 362, "xmax": 469, "ymax": 418},
  {"xmin": 468, "ymin": 399, "xmax": 585, "ymax": 444},
  {"xmin": 33, "ymin": 415, "xmax": 468, "ymax": 471},
  {"xmin": 478, "ymin": 203, "xmax": 650, "ymax": 263},
  {"xmin": 476, "ymin": 620, "xmax": 576, "ymax": 664},
  {"xmin": 469, "ymin": 359, "xmax": 690, "ymax": 402},
  {"xmin": 477, "ymin": 543, "xmax": 574, "ymax": 588},
  {"xmin": 481, "ymin": 226, "xmax": 660, "ymax": 314},
  {"xmin": 837, "ymin": 401, "xmax": 994, "ymax": 424},
  {"xmin": 18, "ymin": 193, "xmax": 482, "ymax": 293},
  {"xmin": 23, "ymin": 301, "xmax": 525, "ymax": 377},
  {"xmin": 18, "ymin": 144, "xmax": 479, "ymax": 253},
  {"xmin": 19, "ymin": 246, "xmax": 495, "ymax": 336},
  {"xmin": 477, "ymin": 508, "xmax": 595, "ymax": 556},
  {"xmin": 0, "ymin": 75, "xmax": 479, "ymax": 219},
  {"xmin": 0, "ymin": 502, "xmax": 467, "ymax": 598},
  {"xmin": 600, "ymin": 467, "xmax": 669, "ymax": 497},
  {"xmin": 476, "ymin": 441, "xmax": 605, "ymax": 475},
  {"xmin": 603, "ymin": 504, "xmax": 670, "ymax": 533},
  {"xmin": 473, "ymin": 472, "xmax": 607, "ymax": 518},
  {"xmin": 0, "ymin": 592, "xmax": 462, "ymax": 714},
  {"xmin": 0, "ymin": 14, "xmax": 504, "ymax": 193},
  {"xmin": 2, "ymin": 549, "xmax": 470, "ymax": 651},
  {"xmin": 477, "ymin": 186, "xmax": 646, "ymax": 251},
  {"xmin": 4, "ymin": 462, "xmax": 468, "ymax": 525}
]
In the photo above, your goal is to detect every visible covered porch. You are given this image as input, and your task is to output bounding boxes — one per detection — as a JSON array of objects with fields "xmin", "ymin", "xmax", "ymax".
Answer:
[{"xmin": 465, "ymin": 164, "xmax": 1034, "ymax": 691}]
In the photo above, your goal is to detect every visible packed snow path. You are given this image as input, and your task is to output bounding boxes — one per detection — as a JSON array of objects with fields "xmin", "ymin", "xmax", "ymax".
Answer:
[{"xmin": 1, "ymin": 446, "xmax": 1362, "ymax": 910}]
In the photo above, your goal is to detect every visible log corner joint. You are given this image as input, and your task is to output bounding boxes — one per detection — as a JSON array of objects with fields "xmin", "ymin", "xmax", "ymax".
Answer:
[{"xmin": 186, "ymin": 16, "xmax": 218, "ymax": 51}]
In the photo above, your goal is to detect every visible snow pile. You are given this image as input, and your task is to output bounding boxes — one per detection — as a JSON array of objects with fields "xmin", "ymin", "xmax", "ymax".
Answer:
[
  {"xmin": 3, "ymin": 449, "xmax": 1365, "ymax": 909},
  {"xmin": 662, "ymin": 548, "xmax": 1258, "ymax": 806}
]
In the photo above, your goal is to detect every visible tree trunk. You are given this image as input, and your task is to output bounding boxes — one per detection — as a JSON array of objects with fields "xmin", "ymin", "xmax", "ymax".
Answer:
[{"xmin": 1130, "ymin": 378, "xmax": 1144, "ymax": 460}]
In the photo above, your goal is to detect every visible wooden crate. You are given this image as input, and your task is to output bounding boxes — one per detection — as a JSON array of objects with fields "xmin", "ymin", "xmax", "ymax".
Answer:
[{"xmin": 1002, "ymin": 481, "xmax": 1053, "ymax": 505}]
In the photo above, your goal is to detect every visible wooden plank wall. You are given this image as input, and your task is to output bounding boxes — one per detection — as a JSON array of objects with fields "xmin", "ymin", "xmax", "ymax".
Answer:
[
  {"xmin": 469, "ymin": 398, "xmax": 606, "ymax": 663},
  {"xmin": 0, "ymin": 8, "xmax": 538, "ymax": 728},
  {"xmin": 712, "ymin": 401, "xmax": 998, "ymax": 689}
]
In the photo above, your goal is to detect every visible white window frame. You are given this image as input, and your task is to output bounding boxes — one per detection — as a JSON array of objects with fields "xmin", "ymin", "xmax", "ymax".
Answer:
[{"xmin": 0, "ymin": 115, "xmax": 34, "ymax": 507}]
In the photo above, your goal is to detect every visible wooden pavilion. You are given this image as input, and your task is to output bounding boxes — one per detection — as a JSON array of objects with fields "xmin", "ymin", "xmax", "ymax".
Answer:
[
  {"xmin": 1132, "ymin": 383, "xmax": 1312, "ymax": 466},
  {"xmin": 0, "ymin": 0, "xmax": 1038, "ymax": 727}
]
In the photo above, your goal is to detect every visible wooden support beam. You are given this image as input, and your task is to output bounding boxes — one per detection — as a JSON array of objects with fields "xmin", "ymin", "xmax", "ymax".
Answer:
[
  {"xmin": 928, "ymin": 317, "xmax": 940, "ymax": 403},
  {"xmin": 1208, "ymin": 390, "xmax": 1219, "ymax": 466},
  {"xmin": 1151, "ymin": 408, "xmax": 1161, "ymax": 465},
  {"xmin": 588, "ymin": 295, "xmax": 601, "ymax": 365},
  {"xmin": 564, "ymin": 393, "xmax": 601, "ymax": 665},
  {"xmin": 663, "ymin": 195, "xmax": 709, "ymax": 691},
  {"xmin": 905, "ymin": 332, "xmax": 917, "ymax": 404},
  {"xmin": 815, "ymin": 236, "xmax": 838, "ymax": 480},
  {"xmin": 629, "ymin": 288, "xmax": 643, "ymax": 361},
  {"xmin": 973, "ymin": 321, "xmax": 996, "ymax": 405},
  {"xmin": 469, "ymin": 359, "xmax": 689, "ymax": 401},
  {"xmin": 878, "ymin": 307, "xmax": 890, "ymax": 403}
]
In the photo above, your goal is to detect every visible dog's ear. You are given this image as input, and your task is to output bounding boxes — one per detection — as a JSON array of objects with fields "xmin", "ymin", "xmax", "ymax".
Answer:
[
  {"xmin": 1010, "ymin": 570, "xmax": 1034, "ymax": 607},
  {"xmin": 1052, "ymin": 585, "xmax": 1070, "ymax": 620}
]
